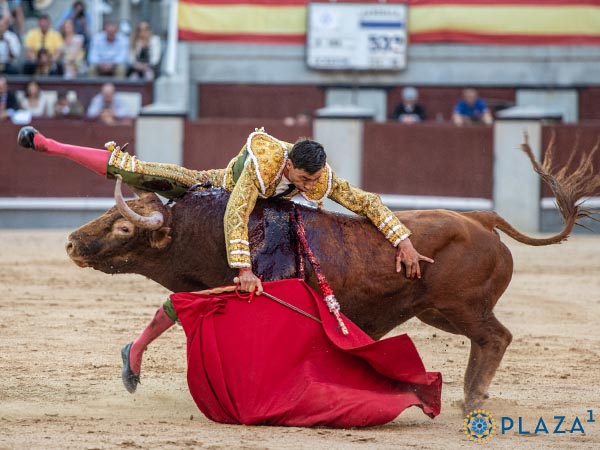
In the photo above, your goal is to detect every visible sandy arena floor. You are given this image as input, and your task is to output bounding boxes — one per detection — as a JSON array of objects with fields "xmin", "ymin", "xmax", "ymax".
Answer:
[{"xmin": 0, "ymin": 229, "xmax": 599, "ymax": 450}]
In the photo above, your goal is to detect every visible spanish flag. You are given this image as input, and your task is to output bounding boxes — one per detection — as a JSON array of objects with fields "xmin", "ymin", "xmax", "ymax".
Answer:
[
  {"xmin": 178, "ymin": 0, "xmax": 600, "ymax": 45},
  {"xmin": 178, "ymin": 0, "xmax": 308, "ymax": 44},
  {"xmin": 410, "ymin": 0, "xmax": 600, "ymax": 45}
]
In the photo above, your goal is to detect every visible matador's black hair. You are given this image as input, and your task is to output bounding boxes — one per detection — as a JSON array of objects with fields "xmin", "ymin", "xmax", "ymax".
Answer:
[{"xmin": 289, "ymin": 139, "xmax": 327, "ymax": 174}]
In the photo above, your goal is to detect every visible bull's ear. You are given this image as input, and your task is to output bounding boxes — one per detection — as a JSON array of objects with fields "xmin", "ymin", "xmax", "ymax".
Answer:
[{"xmin": 150, "ymin": 227, "xmax": 172, "ymax": 249}]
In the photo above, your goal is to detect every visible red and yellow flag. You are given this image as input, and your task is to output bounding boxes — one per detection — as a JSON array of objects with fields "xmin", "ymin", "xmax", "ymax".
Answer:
[
  {"xmin": 178, "ymin": 0, "xmax": 308, "ymax": 44},
  {"xmin": 178, "ymin": 0, "xmax": 600, "ymax": 45}
]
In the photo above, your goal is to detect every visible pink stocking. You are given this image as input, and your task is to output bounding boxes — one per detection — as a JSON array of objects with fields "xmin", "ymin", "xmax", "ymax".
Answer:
[
  {"xmin": 33, "ymin": 133, "xmax": 111, "ymax": 176},
  {"xmin": 129, "ymin": 305, "xmax": 175, "ymax": 375}
]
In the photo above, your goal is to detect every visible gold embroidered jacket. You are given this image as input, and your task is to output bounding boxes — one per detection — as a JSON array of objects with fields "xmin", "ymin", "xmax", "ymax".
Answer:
[{"xmin": 106, "ymin": 130, "xmax": 411, "ymax": 269}]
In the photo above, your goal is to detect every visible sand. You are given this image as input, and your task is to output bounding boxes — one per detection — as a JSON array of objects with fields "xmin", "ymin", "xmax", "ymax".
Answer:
[{"xmin": 1, "ymin": 229, "xmax": 599, "ymax": 450}]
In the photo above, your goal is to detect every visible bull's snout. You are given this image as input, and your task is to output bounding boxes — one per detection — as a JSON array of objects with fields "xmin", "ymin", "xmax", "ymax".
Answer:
[{"xmin": 65, "ymin": 238, "xmax": 89, "ymax": 267}]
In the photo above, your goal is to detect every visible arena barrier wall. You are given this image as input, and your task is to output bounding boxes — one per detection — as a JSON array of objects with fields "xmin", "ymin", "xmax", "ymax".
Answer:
[
  {"xmin": 362, "ymin": 122, "xmax": 494, "ymax": 202},
  {"xmin": 540, "ymin": 123, "xmax": 600, "ymax": 232},
  {"xmin": 1, "ymin": 118, "xmax": 598, "ymax": 232},
  {"xmin": 0, "ymin": 120, "xmax": 136, "ymax": 227},
  {"xmin": 183, "ymin": 118, "xmax": 313, "ymax": 169}
]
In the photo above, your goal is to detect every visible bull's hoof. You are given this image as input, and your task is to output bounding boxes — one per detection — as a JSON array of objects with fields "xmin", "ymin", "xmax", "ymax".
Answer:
[
  {"xmin": 463, "ymin": 399, "xmax": 485, "ymax": 414},
  {"xmin": 121, "ymin": 342, "xmax": 141, "ymax": 394},
  {"xmin": 17, "ymin": 126, "xmax": 39, "ymax": 150}
]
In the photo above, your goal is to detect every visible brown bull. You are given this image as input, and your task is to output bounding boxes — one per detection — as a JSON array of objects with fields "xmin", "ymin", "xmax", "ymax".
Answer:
[{"xmin": 66, "ymin": 139, "xmax": 599, "ymax": 411}]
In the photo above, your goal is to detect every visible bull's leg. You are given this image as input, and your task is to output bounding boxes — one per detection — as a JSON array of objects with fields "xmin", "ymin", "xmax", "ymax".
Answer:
[
  {"xmin": 121, "ymin": 301, "xmax": 176, "ymax": 393},
  {"xmin": 461, "ymin": 314, "xmax": 512, "ymax": 412},
  {"xmin": 419, "ymin": 309, "xmax": 512, "ymax": 411}
]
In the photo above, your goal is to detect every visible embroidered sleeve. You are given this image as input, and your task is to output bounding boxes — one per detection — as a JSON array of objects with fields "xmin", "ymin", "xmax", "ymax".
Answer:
[
  {"xmin": 328, "ymin": 174, "xmax": 411, "ymax": 247},
  {"xmin": 224, "ymin": 161, "xmax": 261, "ymax": 268}
]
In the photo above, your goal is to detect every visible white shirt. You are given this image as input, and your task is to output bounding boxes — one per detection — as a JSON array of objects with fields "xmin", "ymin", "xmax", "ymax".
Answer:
[
  {"xmin": 0, "ymin": 29, "xmax": 21, "ymax": 64},
  {"xmin": 273, "ymin": 174, "xmax": 295, "ymax": 197}
]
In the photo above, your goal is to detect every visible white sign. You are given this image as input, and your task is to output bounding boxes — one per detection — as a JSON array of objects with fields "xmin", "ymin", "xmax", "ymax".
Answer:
[{"xmin": 307, "ymin": 2, "xmax": 408, "ymax": 71}]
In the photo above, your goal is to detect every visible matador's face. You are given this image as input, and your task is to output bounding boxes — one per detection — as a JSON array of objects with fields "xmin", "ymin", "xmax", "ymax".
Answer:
[{"xmin": 284, "ymin": 160, "xmax": 323, "ymax": 193}]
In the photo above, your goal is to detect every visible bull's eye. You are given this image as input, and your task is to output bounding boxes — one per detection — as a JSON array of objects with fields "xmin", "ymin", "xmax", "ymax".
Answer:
[{"xmin": 112, "ymin": 219, "xmax": 135, "ymax": 237}]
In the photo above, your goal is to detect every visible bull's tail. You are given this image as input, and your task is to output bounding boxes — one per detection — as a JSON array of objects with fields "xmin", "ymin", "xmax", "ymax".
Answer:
[{"xmin": 493, "ymin": 134, "xmax": 599, "ymax": 246}]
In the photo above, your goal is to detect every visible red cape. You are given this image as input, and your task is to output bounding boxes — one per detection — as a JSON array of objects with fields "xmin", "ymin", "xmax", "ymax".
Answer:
[{"xmin": 171, "ymin": 279, "xmax": 442, "ymax": 428}]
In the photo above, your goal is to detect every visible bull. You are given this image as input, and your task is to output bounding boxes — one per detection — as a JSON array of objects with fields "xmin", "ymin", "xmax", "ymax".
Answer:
[{"xmin": 65, "ymin": 138, "xmax": 599, "ymax": 412}]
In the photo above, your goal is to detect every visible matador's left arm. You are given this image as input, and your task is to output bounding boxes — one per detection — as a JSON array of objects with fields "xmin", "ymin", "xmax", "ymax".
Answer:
[
  {"xmin": 223, "ymin": 160, "xmax": 261, "ymax": 268},
  {"xmin": 328, "ymin": 174, "xmax": 411, "ymax": 247}
]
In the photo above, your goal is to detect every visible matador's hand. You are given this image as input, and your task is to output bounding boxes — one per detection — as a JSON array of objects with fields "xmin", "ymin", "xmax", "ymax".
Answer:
[
  {"xmin": 395, "ymin": 238, "xmax": 434, "ymax": 280},
  {"xmin": 234, "ymin": 268, "xmax": 263, "ymax": 294}
]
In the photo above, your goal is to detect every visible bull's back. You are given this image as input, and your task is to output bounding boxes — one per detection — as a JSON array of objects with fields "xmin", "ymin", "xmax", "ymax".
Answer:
[{"xmin": 179, "ymin": 193, "xmax": 514, "ymax": 337}]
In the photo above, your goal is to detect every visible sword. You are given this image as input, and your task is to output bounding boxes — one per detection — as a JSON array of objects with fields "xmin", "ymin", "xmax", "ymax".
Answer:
[{"xmin": 192, "ymin": 283, "xmax": 322, "ymax": 324}]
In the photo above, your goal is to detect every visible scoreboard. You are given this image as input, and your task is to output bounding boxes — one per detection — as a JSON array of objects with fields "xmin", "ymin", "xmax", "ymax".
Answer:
[{"xmin": 306, "ymin": 2, "xmax": 408, "ymax": 71}]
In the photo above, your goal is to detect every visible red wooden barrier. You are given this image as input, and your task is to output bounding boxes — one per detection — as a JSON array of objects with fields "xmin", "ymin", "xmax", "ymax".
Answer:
[
  {"xmin": 184, "ymin": 118, "xmax": 313, "ymax": 170},
  {"xmin": 362, "ymin": 122, "xmax": 494, "ymax": 198},
  {"xmin": 3, "ymin": 119, "xmax": 597, "ymax": 203},
  {"xmin": 578, "ymin": 87, "xmax": 600, "ymax": 122},
  {"xmin": 541, "ymin": 124, "xmax": 600, "ymax": 197},
  {"xmin": 0, "ymin": 119, "xmax": 135, "ymax": 197}
]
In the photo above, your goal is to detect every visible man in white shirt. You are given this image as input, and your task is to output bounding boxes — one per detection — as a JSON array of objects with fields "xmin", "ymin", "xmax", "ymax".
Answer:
[
  {"xmin": 86, "ymin": 82, "xmax": 131, "ymax": 125},
  {"xmin": 88, "ymin": 21, "xmax": 129, "ymax": 77}
]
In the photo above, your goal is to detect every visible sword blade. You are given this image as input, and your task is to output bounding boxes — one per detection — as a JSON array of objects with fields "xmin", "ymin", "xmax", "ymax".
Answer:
[{"xmin": 261, "ymin": 291, "xmax": 322, "ymax": 324}]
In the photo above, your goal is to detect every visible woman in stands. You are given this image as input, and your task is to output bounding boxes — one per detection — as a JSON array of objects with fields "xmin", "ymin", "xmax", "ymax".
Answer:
[
  {"xmin": 128, "ymin": 21, "xmax": 161, "ymax": 80},
  {"xmin": 60, "ymin": 18, "xmax": 85, "ymax": 79},
  {"xmin": 20, "ymin": 80, "xmax": 47, "ymax": 117}
]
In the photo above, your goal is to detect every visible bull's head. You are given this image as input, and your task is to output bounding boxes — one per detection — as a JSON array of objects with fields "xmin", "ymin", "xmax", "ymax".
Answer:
[{"xmin": 65, "ymin": 176, "xmax": 173, "ymax": 274}]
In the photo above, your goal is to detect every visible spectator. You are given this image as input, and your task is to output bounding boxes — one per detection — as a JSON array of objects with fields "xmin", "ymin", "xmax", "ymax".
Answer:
[
  {"xmin": 34, "ymin": 48, "xmax": 61, "ymax": 76},
  {"xmin": 0, "ymin": 75, "xmax": 18, "ymax": 120},
  {"xmin": 57, "ymin": 1, "xmax": 91, "ymax": 51},
  {"xmin": 0, "ymin": 0, "xmax": 24, "ymax": 37},
  {"xmin": 53, "ymin": 88, "xmax": 84, "ymax": 118},
  {"xmin": 20, "ymin": 80, "xmax": 47, "ymax": 117},
  {"xmin": 61, "ymin": 18, "xmax": 85, "ymax": 78},
  {"xmin": 0, "ymin": 17, "xmax": 20, "ymax": 74},
  {"xmin": 23, "ymin": 14, "xmax": 64, "ymax": 75},
  {"xmin": 88, "ymin": 21, "xmax": 128, "ymax": 78},
  {"xmin": 391, "ymin": 86, "xmax": 426, "ymax": 123},
  {"xmin": 128, "ymin": 21, "xmax": 161, "ymax": 80},
  {"xmin": 452, "ymin": 88, "xmax": 493, "ymax": 126},
  {"xmin": 86, "ymin": 82, "xmax": 131, "ymax": 125}
]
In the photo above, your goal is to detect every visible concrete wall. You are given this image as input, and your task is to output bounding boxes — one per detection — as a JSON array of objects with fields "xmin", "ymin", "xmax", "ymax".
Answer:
[{"xmin": 188, "ymin": 43, "xmax": 600, "ymax": 87}]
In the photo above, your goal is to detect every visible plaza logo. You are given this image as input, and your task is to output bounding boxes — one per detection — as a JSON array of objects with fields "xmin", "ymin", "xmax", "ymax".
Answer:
[
  {"xmin": 464, "ymin": 409, "xmax": 596, "ymax": 443},
  {"xmin": 464, "ymin": 409, "xmax": 496, "ymax": 443}
]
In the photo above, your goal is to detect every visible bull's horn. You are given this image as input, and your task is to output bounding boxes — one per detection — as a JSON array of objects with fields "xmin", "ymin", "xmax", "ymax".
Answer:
[{"xmin": 114, "ymin": 175, "xmax": 164, "ymax": 230}]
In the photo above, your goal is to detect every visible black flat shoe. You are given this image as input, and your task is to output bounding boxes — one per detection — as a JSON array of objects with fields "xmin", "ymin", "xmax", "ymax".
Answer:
[
  {"xmin": 121, "ymin": 342, "xmax": 141, "ymax": 393},
  {"xmin": 17, "ymin": 126, "xmax": 38, "ymax": 150}
]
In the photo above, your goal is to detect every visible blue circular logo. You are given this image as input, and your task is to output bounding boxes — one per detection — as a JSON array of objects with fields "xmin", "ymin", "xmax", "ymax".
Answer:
[{"xmin": 464, "ymin": 409, "xmax": 496, "ymax": 443}]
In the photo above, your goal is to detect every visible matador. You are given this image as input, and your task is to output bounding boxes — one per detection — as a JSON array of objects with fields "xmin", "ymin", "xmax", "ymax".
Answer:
[{"xmin": 18, "ymin": 126, "xmax": 434, "ymax": 393}]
